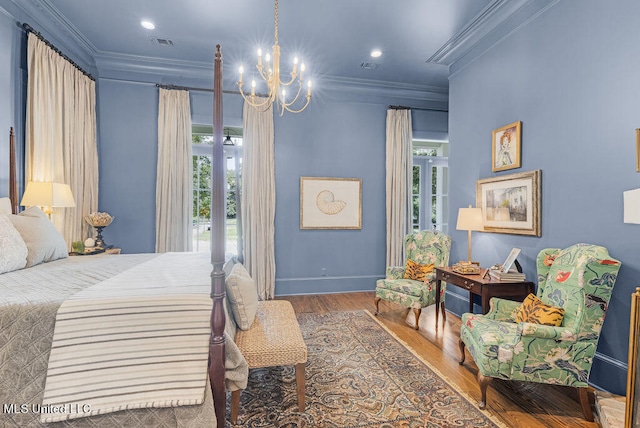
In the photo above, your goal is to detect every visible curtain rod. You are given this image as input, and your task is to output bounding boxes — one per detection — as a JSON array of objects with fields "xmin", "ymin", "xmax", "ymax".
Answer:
[
  {"xmin": 20, "ymin": 23, "xmax": 95, "ymax": 81},
  {"xmin": 388, "ymin": 104, "xmax": 448, "ymax": 113},
  {"xmin": 155, "ymin": 83, "xmax": 268, "ymax": 97}
]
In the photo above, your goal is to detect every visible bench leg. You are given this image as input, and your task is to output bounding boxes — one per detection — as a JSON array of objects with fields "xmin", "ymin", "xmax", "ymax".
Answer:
[
  {"xmin": 230, "ymin": 389, "xmax": 241, "ymax": 424},
  {"xmin": 295, "ymin": 362, "xmax": 306, "ymax": 412}
]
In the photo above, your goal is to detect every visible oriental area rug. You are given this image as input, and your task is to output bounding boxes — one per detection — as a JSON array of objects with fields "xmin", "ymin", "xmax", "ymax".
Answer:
[{"xmin": 226, "ymin": 310, "xmax": 505, "ymax": 427}]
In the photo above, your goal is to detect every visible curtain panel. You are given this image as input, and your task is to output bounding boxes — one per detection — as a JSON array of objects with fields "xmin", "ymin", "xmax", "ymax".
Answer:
[
  {"xmin": 25, "ymin": 33, "xmax": 98, "ymax": 246},
  {"xmin": 155, "ymin": 88, "xmax": 193, "ymax": 252},
  {"xmin": 385, "ymin": 109, "xmax": 413, "ymax": 267},
  {"xmin": 241, "ymin": 99, "xmax": 276, "ymax": 300}
]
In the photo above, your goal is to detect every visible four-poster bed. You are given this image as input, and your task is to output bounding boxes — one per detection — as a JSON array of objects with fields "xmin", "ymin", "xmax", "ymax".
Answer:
[
  {"xmin": 209, "ymin": 43, "xmax": 228, "ymax": 427},
  {"xmin": 0, "ymin": 45, "xmax": 230, "ymax": 427}
]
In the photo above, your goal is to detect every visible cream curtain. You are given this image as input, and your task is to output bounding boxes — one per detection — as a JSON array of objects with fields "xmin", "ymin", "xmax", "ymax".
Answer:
[
  {"xmin": 242, "ymin": 99, "xmax": 276, "ymax": 300},
  {"xmin": 25, "ymin": 33, "xmax": 98, "ymax": 245},
  {"xmin": 155, "ymin": 88, "xmax": 193, "ymax": 252},
  {"xmin": 385, "ymin": 109, "xmax": 413, "ymax": 267}
]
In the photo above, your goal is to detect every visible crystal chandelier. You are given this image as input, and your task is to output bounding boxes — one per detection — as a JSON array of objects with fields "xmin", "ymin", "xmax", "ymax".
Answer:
[{"xmin": 238, "ymin": 0, "xmax": 312, "ymax": 115}]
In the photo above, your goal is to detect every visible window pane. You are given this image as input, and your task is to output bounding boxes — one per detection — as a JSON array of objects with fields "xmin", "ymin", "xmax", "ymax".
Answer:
[
  {"xmin": 412, "ymin": 195, "xmax": 420, "ymax": 230},
  {"xmin": 431, "ymin": 195, "xmax": 437, "ymax": 226},
  {"xmin": 412, "ymin": 165, "xmax": 420, "ymax": 195},
  {"xmin": 192, "ymin": 128, "xmax": 244, "ymax": 256},
  {"xmin": 431, "ymin": 165, "xmax": 449, "ymax": 195},
  {"xmin": 193, "ymin": 190, "xmax": 211, "ymax": 252}
]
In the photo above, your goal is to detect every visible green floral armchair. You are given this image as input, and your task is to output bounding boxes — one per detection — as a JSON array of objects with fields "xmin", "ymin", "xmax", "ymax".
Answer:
[
  {"xmin": 374, "ymin": 230, "xmax": 451, "ymax": 330},
  {"xmin": 458, "ymin": 243, "xmax": 621, "ymax": 421}
]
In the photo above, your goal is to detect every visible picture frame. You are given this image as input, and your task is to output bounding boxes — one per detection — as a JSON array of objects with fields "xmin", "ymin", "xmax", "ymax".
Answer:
[
  {"xmin": 476, "ymin": 170, "xmax": 541, "ymax": 236},
  {"xmin": 492, "ymin": 121, "xmax": 522, "ymax": 172},
  {"xmin": 627, "ymin": 288, "xmax": 640, "ymax": 428},
  {"xmin": 636, "ymin": 128, "xmax": 640, "ymax": 172},
  {"xmin": 501, "ymin": 248, "xmax": 521, "ymax": 273},
  {"xmin": 300, "ymin": 177, "xmax": 362, "ymax": 230}
]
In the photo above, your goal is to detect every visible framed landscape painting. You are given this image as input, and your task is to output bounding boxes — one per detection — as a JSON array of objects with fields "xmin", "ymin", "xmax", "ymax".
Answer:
[
  {"xmin": 476, "ymin": 170, "xmax": 541, "ymax": 236},
  {"xmin": 492, "ymin": 121, "xmax": 522, "ymax": 172},
  {"xmin": 636, "ymin": 128, "xmax": 640, "ymax": 172},
  {"xmin": 300, "ymin": 177, "xmax": 362, "ymax": 230}
]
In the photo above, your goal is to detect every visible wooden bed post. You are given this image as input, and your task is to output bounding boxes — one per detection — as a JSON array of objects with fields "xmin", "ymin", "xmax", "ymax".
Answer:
[
  {"xmin": 9, "ymin": 127, "xmax": 18, "ymax": 214},
  {"xmin": 209, "ymin": 44, "xmax": 227, "ymax": 427}
]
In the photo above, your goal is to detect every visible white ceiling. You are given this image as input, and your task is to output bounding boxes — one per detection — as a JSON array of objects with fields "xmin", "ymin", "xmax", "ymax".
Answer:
[{"xmin": 8, "ymin": 0, "xmax": 555, "ymax": 103}]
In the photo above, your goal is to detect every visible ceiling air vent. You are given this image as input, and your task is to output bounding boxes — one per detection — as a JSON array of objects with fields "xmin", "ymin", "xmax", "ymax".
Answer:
[
  {"xmin": 149, "ymin": 37, "xmax": 174, "ymax": 47},
  {"xmin": 360, "ymin": 62, "xmax": 379, "ymax": 70}
]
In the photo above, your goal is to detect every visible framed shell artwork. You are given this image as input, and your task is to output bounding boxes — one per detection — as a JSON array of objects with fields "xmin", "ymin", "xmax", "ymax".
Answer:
[{"xmin": 300, "ymin": 177, "xmax": 362, "ymax": 229}]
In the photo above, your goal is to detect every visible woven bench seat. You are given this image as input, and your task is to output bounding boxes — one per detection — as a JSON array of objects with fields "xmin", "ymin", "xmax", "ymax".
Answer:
[{"xmin": 231, "ymin": 299, "xmax": 307, "ymax": 423}]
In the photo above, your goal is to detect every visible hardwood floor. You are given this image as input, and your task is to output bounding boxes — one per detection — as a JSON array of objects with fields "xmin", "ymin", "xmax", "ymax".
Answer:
[{"xmin": 278, "ymin": 291, "xmax": 600, "ymax": 428}]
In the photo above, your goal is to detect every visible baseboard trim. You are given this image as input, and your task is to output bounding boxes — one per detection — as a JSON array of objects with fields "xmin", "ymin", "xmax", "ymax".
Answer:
[{"xmin": 275, "ymin": 275, "xmax": 380, "ymax": 296}]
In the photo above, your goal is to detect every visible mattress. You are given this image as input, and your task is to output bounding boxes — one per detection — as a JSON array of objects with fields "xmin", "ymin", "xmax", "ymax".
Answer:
[{"xmin": 0, "ymin": 253, "xmax": 217, "ymax": 428}]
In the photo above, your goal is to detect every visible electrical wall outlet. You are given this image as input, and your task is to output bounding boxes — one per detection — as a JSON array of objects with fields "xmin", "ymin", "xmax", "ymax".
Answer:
[{"xmin": 321, "ymin": 268, "xmax": 327, "ymax": 276}]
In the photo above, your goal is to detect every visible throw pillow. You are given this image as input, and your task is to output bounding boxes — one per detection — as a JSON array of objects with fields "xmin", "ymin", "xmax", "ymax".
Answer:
[
  {"xmin": 9, "ymin": 207, "xmax": 69, "ymax": 267},
  {"xmin": 0, "ymin": 197, "xmax": 12, "ymax": 215},
  {"xmin": 0, "ymin": 214, "xmax": 28, "ymax": 273},
  {"xmin": 225, "ymin": 263, "xmax": 259, "ymax": 330},
  {"xmin": 515, "ymin": 293, "xmax": 565, "ymax": 326},
  {"xmin": 403, "ymin": 259, "xmax": 435, "ymax": 282}
]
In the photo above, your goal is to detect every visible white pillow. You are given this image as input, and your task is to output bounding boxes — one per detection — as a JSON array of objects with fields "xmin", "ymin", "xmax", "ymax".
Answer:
[
  {"xmin": 9, "ymin": 207, "xmax": 68, "ymax": 267},
  {"xmin": 0, "ymin": 197, "xmax": 12, "ymax": 215},
  {"xmin": 0, "ymin": 214, "xmax": 28, "ymax": 273},
  {"xmin": 225, "ymin": 263, "xmax": 259, "ymax": 330}
]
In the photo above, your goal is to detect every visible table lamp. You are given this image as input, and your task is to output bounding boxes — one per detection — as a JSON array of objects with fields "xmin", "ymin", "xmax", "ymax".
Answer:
[
  {"xmin": 624, "ymin": 188, "xmax": 640, "ymax": 224},
  {"xmin": 20, "ymin": 181, "xmax": 76, "ymax": 219},
  {"xmin": 456, "ymin": 205, "xmax": 483, "ymax": 263}
]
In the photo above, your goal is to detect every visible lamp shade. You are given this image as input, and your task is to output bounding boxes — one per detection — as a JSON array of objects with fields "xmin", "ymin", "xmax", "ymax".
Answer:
[
  {"xmin": 456, "ymin": 207, "xmax": 483, "ymax": 231},
  {"xmin": 624, "ymin": 188, "xmax": 640, "ymax": 224},
  {"xmin": 20, "ymin": 181, "xmax": 76, "ymax": 208}
]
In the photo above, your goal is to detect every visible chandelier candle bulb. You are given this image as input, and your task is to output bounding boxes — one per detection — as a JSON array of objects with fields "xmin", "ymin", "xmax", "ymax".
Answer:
[{"xmin": 238, "ymin": 0, "xmax": 313, "ymax": 115}]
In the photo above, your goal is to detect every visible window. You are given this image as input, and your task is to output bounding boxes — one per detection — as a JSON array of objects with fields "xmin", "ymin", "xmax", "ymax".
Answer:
[
  {"xmin": 412, "ymin": 140, "xmax": 449, "ymax": 233},
  {"xmin": 192, "ymin": 125, "xmax": 242, "ymax": 254}
]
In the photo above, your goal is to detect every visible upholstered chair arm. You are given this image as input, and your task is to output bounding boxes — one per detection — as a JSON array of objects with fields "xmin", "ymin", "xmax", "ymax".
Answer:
[
  {"xmin": 386, "ymin": 266, "xmax": 405, "ymax": 279},
  {"xmin": 485, "ymin": 297, "xmax": 520, "ymax": 321},
  {"xmin": 422, "ymin": 271, "xmax": 437, "ymax": 285},
  {"xmin": 517, "ymin": 322, "xmax": 578, "ymax": 342}
]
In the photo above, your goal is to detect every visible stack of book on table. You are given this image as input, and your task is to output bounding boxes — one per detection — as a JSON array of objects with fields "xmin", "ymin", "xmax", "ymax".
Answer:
[{"xmin": 488, "ymin": 268, "xmax": 526, "ymax": 282}]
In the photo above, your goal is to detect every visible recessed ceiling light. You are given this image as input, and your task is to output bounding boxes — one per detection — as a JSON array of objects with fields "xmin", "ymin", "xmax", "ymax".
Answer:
[
  {"xmin": 141, "ymin": 20, "xmax": 155, "ymax": 30},
  {"xmin": 370, "ymin": 49, "xmax": 382, "ymax": 58}
]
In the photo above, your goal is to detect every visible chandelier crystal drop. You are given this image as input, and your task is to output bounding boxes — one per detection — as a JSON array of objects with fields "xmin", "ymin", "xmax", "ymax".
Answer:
[{"xmin": 237, "ymin": 0, "xmax": 312, "ymax": 115}]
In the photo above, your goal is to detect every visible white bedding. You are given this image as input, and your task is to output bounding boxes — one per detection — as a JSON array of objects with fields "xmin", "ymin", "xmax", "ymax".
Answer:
[
  {"xmin": 0, "ymin": 253, "xmax": 221, "ymax": 428},
  {"xmin": 42, "ymin": 253, "xmax": 215, "ymax": 423}
]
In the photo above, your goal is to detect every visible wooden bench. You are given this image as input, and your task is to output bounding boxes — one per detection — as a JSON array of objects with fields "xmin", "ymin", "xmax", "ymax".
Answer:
[{"xmin": 231, "ymin": 300, "xmax": 307, "ymax": 424}]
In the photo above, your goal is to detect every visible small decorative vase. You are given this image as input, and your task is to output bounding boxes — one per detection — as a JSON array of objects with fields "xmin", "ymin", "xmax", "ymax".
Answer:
[
  {"xmin": 94, "ymin": 226, "xmax": 106, "ymax": 248},
  {"xmin": 85, "ymin": 212, "xmax": 114, "ymax": 249}
]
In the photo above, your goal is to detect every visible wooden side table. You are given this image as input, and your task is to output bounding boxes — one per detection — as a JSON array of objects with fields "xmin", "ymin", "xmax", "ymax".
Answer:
[{"xmin": 434, "ymin": 266, "xmax": 535, "ymax": 325}]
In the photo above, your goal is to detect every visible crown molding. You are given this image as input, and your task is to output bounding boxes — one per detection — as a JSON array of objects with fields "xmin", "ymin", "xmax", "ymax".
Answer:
[
  {"xmin": 318, "ymin": 75, "xmax": 448, "ymax": 108},
  {"xmin": 8, "ymin": 0, "xmax": 448, "ymax": 105},
  {"xmin": 427, "ymin": 0, "xmax": 560, "ymax": 71},
  {"xmin": 92, "ymin": 51, "xmax": 449, "ymax": 106},
  {"xmin": 6, "ymin": 0, "xmax": 97, "ymax": 72}
]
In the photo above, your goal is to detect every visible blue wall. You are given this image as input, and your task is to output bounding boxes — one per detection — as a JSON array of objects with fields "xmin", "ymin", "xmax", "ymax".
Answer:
[
  {"xmin": 95, "ymin": 77, "xmax": 448, "ymax": 291},
  {"xmin": 273, "ymin": 100, "xmax": 448, "ymax": 295},
  {"xmin": 96, "ymin": 80, "xmax": 245, "ymax": 253},
  {"xmin": 0, "ymin": 9, "xmax": 15, "ymax": 196},
  {"xmin": 448, "ymin": 0, "xmax": 639, "ymax": 395}
]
